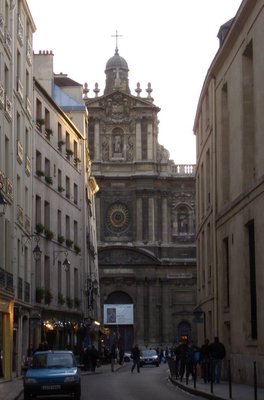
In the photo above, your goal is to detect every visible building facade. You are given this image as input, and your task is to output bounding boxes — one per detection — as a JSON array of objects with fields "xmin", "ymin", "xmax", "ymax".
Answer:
[
  {"xmin": 85, "ymin": 47, "xmax": 196, "ymax": 350},
  {"xmin": 0, "ymin": 0, "xmax": 99, "ymax": 380},
  {"xmin": 0, "ymin": 0, "xmax": 35, "ymax": 380},
  {"xmin": 194, "ymin": 0, "xmax": 264, "ymax": 386}
]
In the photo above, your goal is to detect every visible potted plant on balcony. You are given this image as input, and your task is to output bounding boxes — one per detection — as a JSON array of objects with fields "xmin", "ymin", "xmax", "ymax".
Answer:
[
  {"xmin": 58, "ymin": 292, "xmax": 65, "ymax": 306},
  {"xmin": 36, "ymin": 170, "xmax": 44, "ymax": 177},
  {"xmin": 45, "ymin": 176, "xmax": 53, "ymax": 185},
  {"xmin": 74, "ymin": 297, "xmax": 80, "ymax": 309},
  {"xmin": 66, "ymin": 238, "xmax": 73, "ymax": 248},
  {"xmin": 58, "ymin": 235, "xmax": 65, "ymax": 244},
  {"xmin": 44, "ymin": 229, "xmax": 54, "ymax": 241},
  {"xmin": 44, "ymin": 289, "xmax": 53, "ymax": 305},
  {"xmin": 35, "ymin": 223, "xmax": 45, "ymax": 234},
  {"xmin": 36, "ymin": 287, "xmax": 45, "ymax": 303},
  {"xmin": 58, "ymin": 185, "xmax": 65, "ymax": 193},
  {"xmin": 66, "ymin": 296, "xmax": 73, "ymax": 309},
  {"xmin": 74, "ymin": 244, "xmax": 81, "ymax": 254},
  {"xmin": 66, "ymin": 148, "xmax": 74, "ymax": 157}
]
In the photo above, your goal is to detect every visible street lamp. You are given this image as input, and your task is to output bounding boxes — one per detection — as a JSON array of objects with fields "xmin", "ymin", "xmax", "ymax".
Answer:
[
  {"xmin": 22, "ymin": 234, "xmax": 42, "ymax": 261},
  {"xmin": 53, "ymin": 250, "xmax": 71, "ymax": 271},
  {"xmin": 0, "ymin": 179, "xmax": 7, "ymax": 217},
  {"xmin": 85, "ymin": 276, "xmax": 98, "ymax": 310},
  {"xmin": 193, "ymin": 306, "xmax": 206, "ymax": 339}
]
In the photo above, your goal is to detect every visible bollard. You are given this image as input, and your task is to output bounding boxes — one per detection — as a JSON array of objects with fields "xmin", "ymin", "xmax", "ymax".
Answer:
[
  {"xmin": 228, "ymin": 359, "xmax": 232, "ymax": 399},
  {"xmin": 253, "ymin": 361, "xmax": 257, "ymax": 400}
]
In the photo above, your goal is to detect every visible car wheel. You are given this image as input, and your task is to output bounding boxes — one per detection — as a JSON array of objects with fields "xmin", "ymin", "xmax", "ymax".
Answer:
[
  {"xmin": 24, "ymin": 391, "xmax": 31, "ymax": 400},
  {"xmin": 74, "ymin": 391, "xmax": 81, "ymax": 400},
  {"xmin": 156, "ymin": 363, "xmax": 159, "ymax": 367}
]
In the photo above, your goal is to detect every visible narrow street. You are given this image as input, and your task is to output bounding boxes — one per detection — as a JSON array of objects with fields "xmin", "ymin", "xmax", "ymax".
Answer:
[{"xmin": 81, "ymin": 363, "xmax": 204, "ymax": 400}]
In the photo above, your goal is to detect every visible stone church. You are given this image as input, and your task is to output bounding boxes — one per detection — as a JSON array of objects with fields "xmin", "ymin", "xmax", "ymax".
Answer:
[{"xmin": 84, "ymin": 45, "xmax": 196, "ymax": 350}]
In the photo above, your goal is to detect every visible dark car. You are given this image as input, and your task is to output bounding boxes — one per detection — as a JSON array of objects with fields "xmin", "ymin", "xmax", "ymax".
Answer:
[
  {"xmin": 140, "ymin": 349, "xmax": 159, "ymax": 367},
  {"xmin": 23, "ymin": 350, "xmax": 81, "ymax": 400}
]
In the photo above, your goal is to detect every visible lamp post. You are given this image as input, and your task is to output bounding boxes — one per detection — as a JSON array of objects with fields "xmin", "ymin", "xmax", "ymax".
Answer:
[
  {"xmin": 53, "ymin": 251, "xmax": 71, "ymax": 271},
  {"xmin": 0, "ymin": 179, "xmax": 7, "ymax": 216},
  {"xmin": 85, "ymin": 276, "xmax": 98, "ymax": 311},
  {"xmin": 22, "ymin": 234, "xmax": 42, "ymax": 261},
  {"xmin": 193, "ymin": 306, "xmax": 206, "ymax": 340}
]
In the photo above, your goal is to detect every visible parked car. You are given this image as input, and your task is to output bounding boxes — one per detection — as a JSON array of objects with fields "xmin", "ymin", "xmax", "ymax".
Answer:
[
  {"xmin": 23, "ymin": 350, "xmax": 81, "ymax": 400},
  {"xmin": 140, "ymin": 349, "xmax": 159, "ymax": 367},
  {"xmin": 124, "ymin": 351, "xmax": 132, "ymax": 362}
]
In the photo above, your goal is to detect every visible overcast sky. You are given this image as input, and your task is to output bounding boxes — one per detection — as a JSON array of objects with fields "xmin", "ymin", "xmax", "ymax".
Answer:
[{"xmin": 27, "ymin": 0, "xmax": 242, "ymax": 164}]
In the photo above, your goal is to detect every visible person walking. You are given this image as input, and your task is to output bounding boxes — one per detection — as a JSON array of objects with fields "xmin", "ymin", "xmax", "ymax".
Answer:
[
  {"xmin": 90, "ymin": 345, "xmax": 98, "ymax": 372},
  {"xmin": 209, "ymin": 336, "xmax": 226, "ymax": 383},
  {"xmin": 110, "ymin": 343, "xmax": 118, "ymax": 372},
  {"xmin": 131, "ymin": 344, "xmax": 141, "ymax": 373},
  {"xmin": 200, "ymin": 338, "xmax": 211, "ymax": 383}
]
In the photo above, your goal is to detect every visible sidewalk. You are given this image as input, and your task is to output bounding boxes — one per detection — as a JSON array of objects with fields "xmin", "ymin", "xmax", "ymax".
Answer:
[
  {"xmin": 169, "ymin": 375, "xmax": 264, "ymax": 400},
  {"xmin": 0, "ymin": 362, "xmax": 124, "ymax": 400}
]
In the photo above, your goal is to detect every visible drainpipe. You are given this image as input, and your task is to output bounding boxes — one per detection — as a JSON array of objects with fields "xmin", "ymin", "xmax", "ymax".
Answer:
[{"xmin": 211, "ymin": 76, "xmax": 219, "ymax": 336}]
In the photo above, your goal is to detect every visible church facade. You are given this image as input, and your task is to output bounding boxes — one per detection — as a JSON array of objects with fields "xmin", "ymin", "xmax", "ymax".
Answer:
[{"xmin": 84, "ymin": 47, "xmax": 196, "ymax": 350}]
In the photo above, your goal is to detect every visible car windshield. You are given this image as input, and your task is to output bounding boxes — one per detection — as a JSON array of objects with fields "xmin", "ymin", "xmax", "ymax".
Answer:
[
  {"xmin": 141, "ymin": 350, "xmax": 157, "ymax": 357},
  {"xmin": 31, "ymin": 353, "xmax": 75, "ymax": 368}
]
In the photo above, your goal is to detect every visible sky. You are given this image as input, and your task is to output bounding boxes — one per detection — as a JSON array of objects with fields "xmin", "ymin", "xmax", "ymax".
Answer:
[{"xmin": 27, "ymin": 0, "xmax": 242, "ymax": 164}]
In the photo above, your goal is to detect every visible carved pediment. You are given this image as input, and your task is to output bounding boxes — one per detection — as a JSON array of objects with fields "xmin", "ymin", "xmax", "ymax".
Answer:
[{"xmin": 98, "ymin": 247, "xmax": 160, "ymax": 266}]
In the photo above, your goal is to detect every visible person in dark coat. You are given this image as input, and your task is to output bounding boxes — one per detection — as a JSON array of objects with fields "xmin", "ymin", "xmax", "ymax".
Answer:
[
  {"xmin": 209, "ymin": 337, "xmax": 226, "ymax": 383},
  {"xmin": 90, "ymin": 345, "xmax": 98, "ymax": 372},
  {"xmin": 110, "ymin": 343, "xmax": 117, "ymax": 372},
  {"xmin": 200, "ymin": 338, "xmax": 211, "ymax": 383},
  {"xmin": 178, "ymin": 339, "xmax": 189, "ymax": 381},
  {"xmin": 131, "ymin": 344, "xmax": 141, "ymax": 373}
]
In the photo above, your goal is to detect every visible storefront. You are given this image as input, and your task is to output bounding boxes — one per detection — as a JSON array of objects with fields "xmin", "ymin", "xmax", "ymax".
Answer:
[{"xmin": 0, "ymin": 300, "xmax": 13, "ymax": 380}]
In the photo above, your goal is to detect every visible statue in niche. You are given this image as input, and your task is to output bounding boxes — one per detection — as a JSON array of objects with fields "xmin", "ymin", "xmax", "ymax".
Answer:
[{"xmin": 113, "ymin": 135, "xmax": 122, "ymax": 154}]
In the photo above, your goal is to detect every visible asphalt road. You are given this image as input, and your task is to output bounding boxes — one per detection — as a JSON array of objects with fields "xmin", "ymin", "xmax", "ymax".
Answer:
[{"xmin": 82, "ymin": 362, "xmax": 204, "ymax": 400}]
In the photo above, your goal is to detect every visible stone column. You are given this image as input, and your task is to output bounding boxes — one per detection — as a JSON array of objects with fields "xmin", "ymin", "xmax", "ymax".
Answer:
[
  {"xmin": 135, "ymin": 119, "xmax": 142, "ymax": 160},
  {"xmin": 95, "ymin": 197, "xmax": 101, "ymax": 240},
  {"xmin": 94, "ymin": 120, "xmax": 100, "ymax": 161},
  {"xmin": 136, "ymin": 197, "xmax": 143, "ymax": 241},
  {"xmin": 162, "ymin": 196, "xmax": 168, "ymax": 242},
  {"xmin": 148, "ymin": 197, "xmax": 155, "ymax": 242},
  {"xmin": 147, "ymin": 119, "xmax": 153, "ymax": 160}
]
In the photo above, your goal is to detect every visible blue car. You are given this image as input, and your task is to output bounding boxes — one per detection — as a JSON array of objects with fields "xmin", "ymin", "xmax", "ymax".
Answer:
[{"xmin": 23, "ymin": 350, "xmax": 81, "ymax": 400}]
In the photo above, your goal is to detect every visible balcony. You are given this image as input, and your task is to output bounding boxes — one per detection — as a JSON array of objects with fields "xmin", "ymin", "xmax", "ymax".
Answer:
[
  {"xmin": 17, "ymin": 13, "xmax": 24, "ymax": 45},
  {"xmin": 26, "ymin": 38, "xmax": 32, "ymax": 65},
  {"xmin": 17, "ymin": 77, "xmax": 23, "ymax": 100},
  {"xmin": 171, "ymin": 164, "xmax": 196, "ymax": 177},
  {"xmin": 5, "ymin": 27, "xmax": 12, "ymax": 56},
  {"xmin": 17, "ymin": 205, "xmax": 24, "ymax": 227},
  {"xmin": 0, "ymin": 83, "xmax": 4, "ymax": 108},
  {"xmin": 0, "ymin": 15, "xmax": 4, "ymax": 41},
  {"xmin": 25, "ymin": 155, "xmax": 31, "ymax": 176},
  {"xmin": 17, "ymin": 140, "xmax": 23, "ymax": 164},
  {"xmin": 24, "ymin": 214, "xmax": 31, "ymax": 234},
  {"xmin": 26, "ymin": 96, "xmax": 32, "ymax": 116},
  {"xmin": 0, "ymin": 267, "xmax": 14, "ymax": 293},
  {"xmin": 5, "ymin": 94, "xmax": 12, "ymax": 120}
]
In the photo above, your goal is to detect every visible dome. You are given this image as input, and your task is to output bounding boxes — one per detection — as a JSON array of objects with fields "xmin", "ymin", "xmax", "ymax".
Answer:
[{"xmin": 105, "ymin": 49, "xmax": 129, "ymax": 71}]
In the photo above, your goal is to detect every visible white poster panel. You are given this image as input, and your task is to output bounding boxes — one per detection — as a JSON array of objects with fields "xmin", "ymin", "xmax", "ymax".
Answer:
[{"xmin": 104, "ymin": 304, "xmax": 134, "ymax": 325}]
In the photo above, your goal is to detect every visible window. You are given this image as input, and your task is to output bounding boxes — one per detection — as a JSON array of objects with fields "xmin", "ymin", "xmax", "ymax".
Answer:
[
  {"xmin": 35, "ymin": 195, "xmax": 41, "ymax": 225},
  {"xmin": 74, "ymin": 183, "xmax": 78, "ymax": 204},
  {"xmin": 57, "ymin": 210, "xmax": 62, "ymax": 236},
  {"xmin": 66, "ymin": 176, "xmax": 70, "ymax": 199},
  {"xmin": 44, "ymin": 201, "xmax": 50, "ymax": 229},
  {"xmin": 36, "ymin": 151, "xmax": 42, "ymax": 172},
  {"xmin": 223, "ymin": 237, "xmax": 230, "ymax": 308},
  {"xmin": 246, "ymin": 220, "xmax": 257, "ymax": 339},
  {"xmin": 74, "ymin": 220, "xmax": 78, "ymax": 244}
]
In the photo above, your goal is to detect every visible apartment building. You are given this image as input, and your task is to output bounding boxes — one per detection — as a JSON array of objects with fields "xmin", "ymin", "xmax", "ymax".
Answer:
[
  {"xmin": 194, "ymin": 0, "xmax": 264, "ymax": 386},
  {"xmin": 0, "ymin": 0, "xmax": 35, "ymax": 380},
  {"xmin": 0, "ymin": 1, "xmax": 99, "ymax": 381}
]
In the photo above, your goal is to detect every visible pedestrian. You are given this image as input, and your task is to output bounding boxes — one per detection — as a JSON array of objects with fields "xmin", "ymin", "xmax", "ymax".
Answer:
[
  {"xmin": 119, "ymin": 348, "xmax": 124, "ymax": 365},
  {"xmin": 200, "ymin": 338, "xmax": 211, "ymax": 383},
  {"xmin": 178, "ymin": 339, "xmax": 189, "ymax": 381},
  {"xmin": 110, "ymin": 343, "xmax": 117, "ymax": 372},
  {"xmin": 209, "ymin": 337, "xmax": 226, "ymax": 383},
  {"xmin": 90, "ymin": 345, "xmax": 98, "ymax": 372},
  {"xmin": 131, "ymin": 344, "xmax": 141, "ymax": 373}
]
